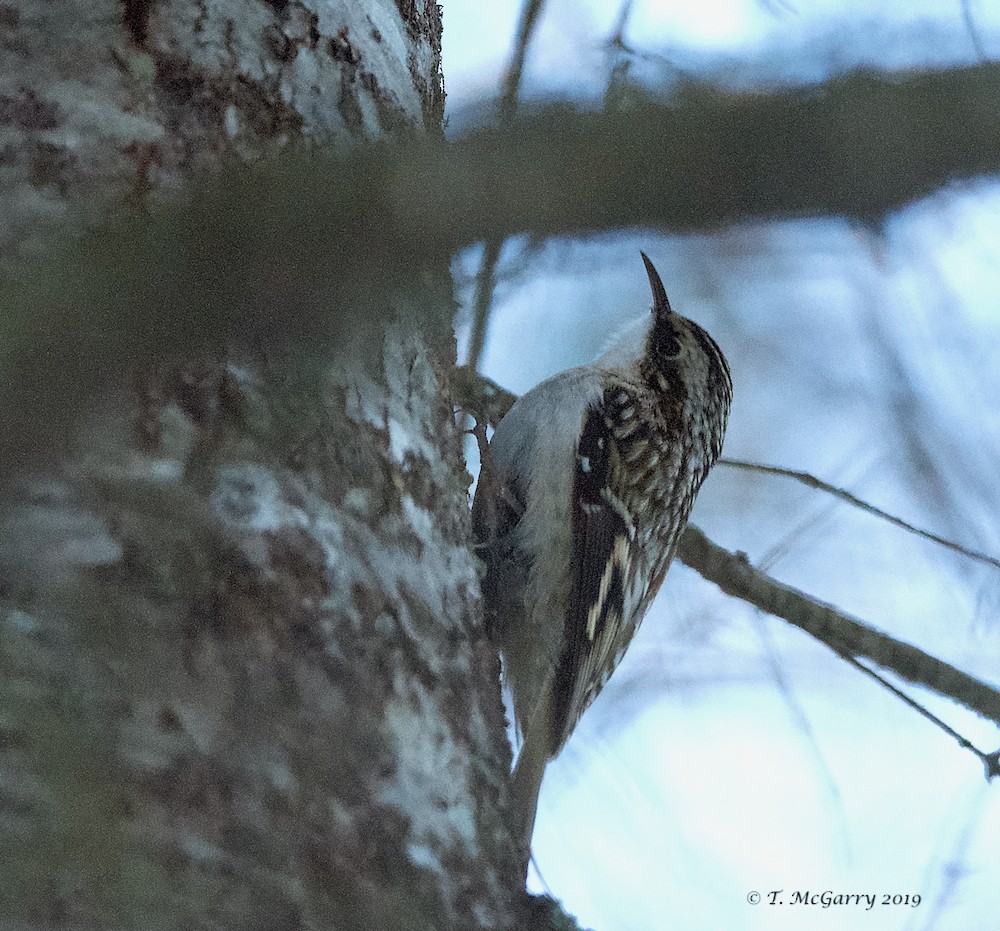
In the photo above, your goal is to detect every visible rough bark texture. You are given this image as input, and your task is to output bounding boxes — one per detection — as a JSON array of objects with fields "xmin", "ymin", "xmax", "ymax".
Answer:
[
  {"xmin": 0, "ymin": 0, "xmax": 444, "ymax": 268},
  {"xmin": 0, "ymin": 2, "xmax": 530, "ymax": 929}
]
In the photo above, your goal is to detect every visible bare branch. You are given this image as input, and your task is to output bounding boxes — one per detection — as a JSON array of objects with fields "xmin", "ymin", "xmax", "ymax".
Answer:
[
  {"xmin": 436, "ymin": 63, "xmax": 1000, "ymax": 239},
  {"xmin": 467, "ymin": 0, "xmax": 547, "ymax": 372},
  {"xmin": 720, "ymin": 458, "xmax": 1000, "ymax": 572},
  {"xmin": 499, "ymin": 0, "xmax": 547, "ymax": 125},
  {"xmin": 960, "ymin": 0, "xmax": 988, "ymax": 61},
  {"xmin": 467, "ymin": 240, "xmax": 504, "ymax": 374},
  {"xmin": 752, "ymin": 612, "xmax": 853, "ymax": 856},
  {"xmin": 603, "ymin": 0, "xmax": 636, "ymax": 111},
  {"xmin": 756, "ymin": 0, "xmax": 798, "ymax": 16},
  {"xmin": 676, "ymin": 525, "xmax": 1000, "ymax": 731}
]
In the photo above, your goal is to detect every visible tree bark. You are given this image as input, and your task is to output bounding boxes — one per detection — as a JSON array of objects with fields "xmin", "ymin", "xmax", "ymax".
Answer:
[
  {"xmin": 0, "ymin": 2, "xmax": 533, "ymax": 929},
  {"xmin": 0, "ymin": 0, "xmax": 445, "ymax": 267}
]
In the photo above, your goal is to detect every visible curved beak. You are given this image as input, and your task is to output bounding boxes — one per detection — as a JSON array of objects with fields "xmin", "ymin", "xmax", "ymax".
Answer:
[{"xmin": 640, "ymin": 251, "xmax": 673, "ymax": 318}]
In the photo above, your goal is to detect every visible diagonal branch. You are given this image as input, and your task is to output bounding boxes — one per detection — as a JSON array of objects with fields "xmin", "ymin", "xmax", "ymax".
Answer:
[
  {"xmin": 676, "ymin": 525, "xmax": 1000, "ymax": 730},
  {"xmin": 960, "ymin": 0, "xmax": 988, "ymax": 61},
  {"xmin": 843, "ymin": 653, "xmax": 1000, "ymax": 779}
]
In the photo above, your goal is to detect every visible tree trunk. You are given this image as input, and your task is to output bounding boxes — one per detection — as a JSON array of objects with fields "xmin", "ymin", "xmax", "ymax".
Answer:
[{"xmin": 0, "ymin": 2, "xmax": 530, "ymax": 928}]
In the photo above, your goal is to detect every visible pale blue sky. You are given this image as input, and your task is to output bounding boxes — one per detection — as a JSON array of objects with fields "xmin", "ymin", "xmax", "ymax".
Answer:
[{"xmin": 444, "ymin": 0, "xmax": 1000, "ymax": 117}]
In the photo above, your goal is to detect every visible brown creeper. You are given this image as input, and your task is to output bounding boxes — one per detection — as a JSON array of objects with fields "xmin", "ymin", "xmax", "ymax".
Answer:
[{"xmin": 471, "ymin": 253, "xmax": 731, "ymax": 870}]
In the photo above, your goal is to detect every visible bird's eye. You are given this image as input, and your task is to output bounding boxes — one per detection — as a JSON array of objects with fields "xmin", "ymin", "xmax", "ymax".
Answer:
[{"xmin": 651, "ymin": 326, "xmax": 682, "ymax": 364}]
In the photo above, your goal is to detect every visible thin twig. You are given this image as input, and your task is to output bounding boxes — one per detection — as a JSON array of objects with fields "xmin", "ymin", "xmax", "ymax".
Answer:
[
  {"xmin": 467, "ymin": 240, "xmax": 503, "ymax": 374},
  {"xmin": 843, "ymin": 653, "xmax": 1000, "ymax": 780},
  {"xmin": 607, "ymin": 0, "xmax": 633, "ymax": 50},
  {"xmin": 603, "ymin": 0, "xmax": 635, "ymax": 110},
  {"xmin": 910, "ymin": 784, "xmax": 991, "ymax": 931},
  {"xmin": 498, "ymin": 0, "xmax": 546, "ymax": 125},
  {"xmin": 756, "ymin": 0, "xmax": 797, "ymax": 16},
  {"xmin": 753, "ymin": 611, "xmax": 853, "ymax": 859},
  {"xmin": 720, "ymin": 457, "xmax": 1000, "ymax": 572},
  {"xmin": 960, "ymin": 0, "xmax": 988, "ymax": 61},
  {"xmin": 467, "ymin": 0, "xmax": 547, "ymax": 373}
]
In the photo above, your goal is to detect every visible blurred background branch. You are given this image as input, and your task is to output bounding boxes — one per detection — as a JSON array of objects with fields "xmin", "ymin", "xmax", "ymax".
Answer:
[
  {"xmin": 9, "ymin": 58, "xmax": 1000, "ymax": 487},
  {"xmin": 436, "ymin": 62, "xmax": 1000, "ymax": 239},
  {"xmin": 467, "ymin": 0, "xmax": 547, "ymax": 373}
]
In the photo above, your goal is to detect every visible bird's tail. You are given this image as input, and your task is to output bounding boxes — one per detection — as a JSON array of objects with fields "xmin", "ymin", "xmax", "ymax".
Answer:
[{"xmin": 510, "ymin": 689, "xmax": 554, "ymax": 882}]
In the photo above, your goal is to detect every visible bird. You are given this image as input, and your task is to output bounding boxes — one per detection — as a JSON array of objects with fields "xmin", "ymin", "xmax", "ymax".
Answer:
[{"xmin": 471, "ymin": 252, "xmax": 732, "ymax": 875}]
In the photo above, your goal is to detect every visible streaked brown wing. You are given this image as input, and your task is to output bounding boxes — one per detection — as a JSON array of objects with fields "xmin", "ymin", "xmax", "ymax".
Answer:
[{"xmin": 550, "ymin": 390, "xmax": 636, "ymax": 751}]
